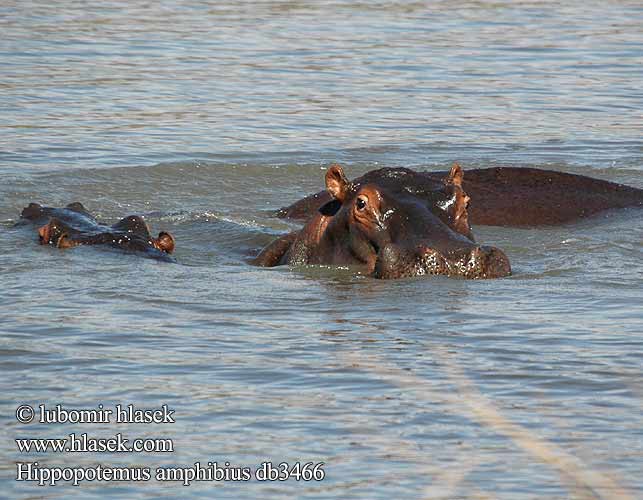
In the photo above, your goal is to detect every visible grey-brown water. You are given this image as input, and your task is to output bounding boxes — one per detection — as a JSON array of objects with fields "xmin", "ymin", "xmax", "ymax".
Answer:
[{"xmin": 1, "ymin": 1, "xmax": 642, "ymax": 499}]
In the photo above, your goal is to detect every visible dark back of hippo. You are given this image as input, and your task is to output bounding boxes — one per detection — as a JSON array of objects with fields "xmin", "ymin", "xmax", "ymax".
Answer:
[{"xmin": 279, "ymin": 166, "xmax": 643, "ymax": 227}]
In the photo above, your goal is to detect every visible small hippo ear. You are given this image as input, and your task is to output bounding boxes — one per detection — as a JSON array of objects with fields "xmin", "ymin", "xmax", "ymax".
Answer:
[
  {"xmin": 325, "ymin": 164, "xmax": 349, "ymax": 202},
  {"xmin": 21, "ymin": 202, "xmax": 44, "ymax": 221},
  {"xmin": 445, "ymin": 163, "xmax": 464, "ymax": 187},
  {"xmin": 65, "ymin": 202, "xmax": 90, "ymax": 215},
  {"xmin": 156, "ymin": 232, "xmax": 175, "ymax": 254}
]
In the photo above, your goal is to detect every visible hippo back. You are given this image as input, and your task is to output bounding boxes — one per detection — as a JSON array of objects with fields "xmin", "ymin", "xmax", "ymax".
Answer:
[{"xmin": 278, "ymin": 166, "xmax": 643, "ymax": 227}]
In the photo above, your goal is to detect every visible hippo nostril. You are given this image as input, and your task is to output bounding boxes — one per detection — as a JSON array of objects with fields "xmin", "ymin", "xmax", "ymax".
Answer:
[
  {"xmin": 374, "ymin": 243, "xmax": 408, "ymax": 279},
  {"xmin": 378, "ymin": 243, "xmax": 401, "ymax": 265},
  {"xmin": 476, "ymin": 245, "xmax": 512, "ymax": 278}
]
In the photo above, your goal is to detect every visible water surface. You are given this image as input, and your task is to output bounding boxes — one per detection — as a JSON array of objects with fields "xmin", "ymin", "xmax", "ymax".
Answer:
[{"xmin": 1, "ymin": 1, "xmax": 642, "ymax": 499}]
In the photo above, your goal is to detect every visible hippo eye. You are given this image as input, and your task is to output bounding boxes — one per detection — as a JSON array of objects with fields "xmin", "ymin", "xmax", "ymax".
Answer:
[{"xmin": 356, "ymin": 196, "xmax": 367, "ymax": 211}]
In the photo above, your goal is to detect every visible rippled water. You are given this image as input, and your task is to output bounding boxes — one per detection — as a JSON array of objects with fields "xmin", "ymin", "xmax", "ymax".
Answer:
[{"xmin": 1, "ymin": 1, "xmax": 642, "ymax": 499}]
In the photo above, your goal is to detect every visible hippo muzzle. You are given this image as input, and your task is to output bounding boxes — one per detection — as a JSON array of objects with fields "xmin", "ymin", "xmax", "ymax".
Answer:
[{"xmin": 374, "ymin": 242, "xmax": 511, "ymax": 280}]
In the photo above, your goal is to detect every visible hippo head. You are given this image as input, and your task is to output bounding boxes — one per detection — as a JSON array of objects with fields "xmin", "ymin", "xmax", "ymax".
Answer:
[
  {"xmin": 37, "ymin": 217, "xmax": 176, "ymax": 254},
  {"xmin": 319, "ymin": 164, "xmax": 511, "ymax": 279}
]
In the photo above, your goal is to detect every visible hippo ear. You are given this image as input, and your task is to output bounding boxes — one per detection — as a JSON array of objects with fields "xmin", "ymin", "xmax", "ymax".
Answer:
[
  {"xmin": 325, "ymin": 164, "xmax": 349, "ymax": 202},
  {"xmin": 21, "ymin": 202, "xmax": 44, "ymax": 221},
  {"xmin": 65, "ymin": 202, "xmax": 91, "ymax": 216},
  {"xmin": 319, "ymin": 199, "xmax": 342, "ymax": 216},
  {"xmin": 445, "ymin": 163, "xmax": 464, "ymax": 187},
  {"xmin": 156, "ymin": 232, "xmax": 175, "ymax": 254}
]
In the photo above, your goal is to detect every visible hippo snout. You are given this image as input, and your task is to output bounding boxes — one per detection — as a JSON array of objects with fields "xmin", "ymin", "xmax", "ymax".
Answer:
[
  {"xmin": 374, "ymin": 242, "xmax": 511, "ymax": 279},
  {"xmin": 374, "ymin": 243, "xmax": 421, "ymax": 279},
  {"xmin": 466, "ymin": 245, "xmax": 512, "ymax": 279},
  {"xmin": 375, "ymin": 243, "xmax": 450, "ymax": 279}
]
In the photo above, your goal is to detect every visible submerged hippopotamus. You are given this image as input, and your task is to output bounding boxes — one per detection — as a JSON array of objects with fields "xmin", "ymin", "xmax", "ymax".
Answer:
[
  {"xmin": 19, "ymin": 202, "xmax": 175, "ymax": 260},
  {"xmin": 253, "ymin": 164, "xmax": 512, "ymax": 279}
]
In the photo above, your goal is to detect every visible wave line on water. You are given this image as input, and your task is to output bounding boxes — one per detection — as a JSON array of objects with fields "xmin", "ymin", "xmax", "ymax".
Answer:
[{"xmin": 339, "ymin": 348, "xmax": 636, "ymax": 500}]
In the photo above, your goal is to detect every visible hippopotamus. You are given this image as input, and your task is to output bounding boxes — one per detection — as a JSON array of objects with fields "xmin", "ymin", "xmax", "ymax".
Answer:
[
  {"xmin": 19, "ymin": 202, "xmax": 175, "ymax": 260},
  {"xmin": 253, "ymin": 164, "xmax": 512, "ymax": 279},
  {"xmin": 254, "ymin": 163, "xmax": 643, "ymax": 279}
]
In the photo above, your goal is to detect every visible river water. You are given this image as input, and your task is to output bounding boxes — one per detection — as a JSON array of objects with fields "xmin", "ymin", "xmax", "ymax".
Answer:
[{"xmin": 1, "ymin": 1, "xmax": 642, "ymax": 499}]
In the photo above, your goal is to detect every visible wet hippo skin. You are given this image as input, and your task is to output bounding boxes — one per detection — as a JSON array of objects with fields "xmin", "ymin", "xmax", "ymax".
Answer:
[
  {"xmin": 254, "ymin": 164, "xmax": 512, "ymax": 279},
  {"xmin": 279, "ymin": 166, "xmax": 643, "ymax": 227},
  {"xmin": 19, "ymin": 202, "xmax": 175, "ymax": 260}
]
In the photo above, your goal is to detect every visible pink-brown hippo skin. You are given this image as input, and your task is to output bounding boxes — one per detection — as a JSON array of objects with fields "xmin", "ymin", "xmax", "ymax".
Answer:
[
  {"xmin": 253, "ymin": 164, "xmax": 511, "ymax": 279},
  {"xmin": 19, "ymin": 202, "xmax": 175, "ymax": 260},
  {"xmin": 278, "ymin": 166, "xmax": 643, "ymax": 227}
]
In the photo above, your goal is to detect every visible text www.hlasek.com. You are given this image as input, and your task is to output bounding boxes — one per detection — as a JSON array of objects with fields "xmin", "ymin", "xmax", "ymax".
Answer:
[{"xmin": 16, "ymin": 433, "xmax": 173, "ymax": 453}]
